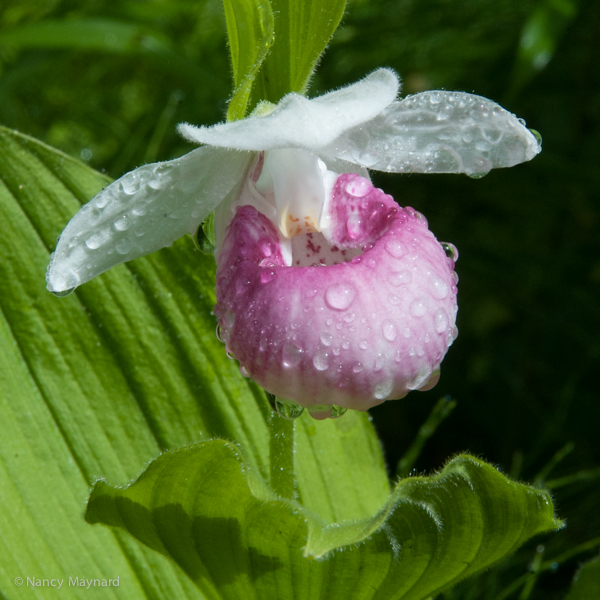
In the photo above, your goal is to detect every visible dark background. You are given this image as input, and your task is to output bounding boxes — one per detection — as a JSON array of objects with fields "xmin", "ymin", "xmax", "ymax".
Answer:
[{"xmin": 1, "ymin": 0, "xmax": 598, "ymax": 597}]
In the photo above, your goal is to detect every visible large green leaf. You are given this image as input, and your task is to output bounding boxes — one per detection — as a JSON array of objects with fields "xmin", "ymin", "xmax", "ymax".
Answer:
[
  {"xmin": 0, "ymin": 126, "xmax": 389, "ymax": 597},
  {"xmin": 251, "ymin": 0, "xmax": 347, "ymax": 105},
  {"xmin": 222, "ymin": 0, "xmax": 275, "ymax": 120},
  {"xmin": 86, "ymin": 440, "xmax": 562, "ymax": 600}
]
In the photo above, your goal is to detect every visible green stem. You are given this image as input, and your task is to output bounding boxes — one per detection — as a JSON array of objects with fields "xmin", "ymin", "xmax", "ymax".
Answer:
[
  {"xmin": 545, "ymin": 466, "xmax": 600, "ymax": 489},
  {"xmin": 396, "ymin": 396, "xmax": 457, "ymax": 478},
  {"xmin": 497, "ymin": 536, "xmax": 600, "ymax": 600},
  {"xmin": 269, "ymin": 412, "xmax": 295, "ymax": 499}
]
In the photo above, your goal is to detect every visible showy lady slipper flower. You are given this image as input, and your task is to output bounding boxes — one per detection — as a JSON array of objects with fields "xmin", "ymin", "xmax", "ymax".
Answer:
[{"xmin": 46, "ymin": 69, "xmax": 541, "ymax": 415}]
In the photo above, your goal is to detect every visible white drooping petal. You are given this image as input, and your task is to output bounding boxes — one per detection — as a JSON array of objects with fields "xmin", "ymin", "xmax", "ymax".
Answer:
[
  {"xmin": 178, "ymin": 68, "xmax": 399, "ymax": 152},
  {"xmin": 46, "ymin": 147, "xmax": 251, "ymax": 293},
  {"xmin": 323, "ymin": 91, "xmax": 542, "ymax": 176}
]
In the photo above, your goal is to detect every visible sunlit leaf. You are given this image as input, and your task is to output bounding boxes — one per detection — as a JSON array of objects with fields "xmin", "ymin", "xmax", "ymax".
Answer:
[
  {"xmin": 86, "ymin": 439, "xmax": 562, "ymax": 600},
  {"xmin": 222, "ymin": 0, "xmax": 275, "ymax": 121},
  {"xmin": 252, "ymin": 0, "xmax": 347, "ymax": 105}
]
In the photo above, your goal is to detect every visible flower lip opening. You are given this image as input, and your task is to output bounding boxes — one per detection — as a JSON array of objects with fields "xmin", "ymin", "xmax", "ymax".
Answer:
[{"xmin": 248, "ymin": 150, "xmax": 398, "ymax": 269}]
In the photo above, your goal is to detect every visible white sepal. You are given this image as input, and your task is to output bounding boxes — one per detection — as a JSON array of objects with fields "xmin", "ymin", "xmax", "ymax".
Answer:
[
  {"xmin": 178, "ymin": 69, "xmax": 399, "ymax": 152},
  {"xmin": 46, "ymin": 147, "xmax": 251, "ymax": 293},
  {"xmin": 325, "ymin": 91, "xmax": 542, "ymax": 176}
]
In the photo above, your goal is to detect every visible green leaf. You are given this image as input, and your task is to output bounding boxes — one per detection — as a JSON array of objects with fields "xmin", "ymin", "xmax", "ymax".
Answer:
[
  {"xmin": 567, "ymin": 555, "xmax": 600, "ymax": 600},
  {"xmin": 0, "ymin": 125, "xmax": 389, "ymax": 597},
  {"xmin": 251, "ymin": 0, "xmax": 347, "ymax": 106},
  {"xmin": 86, "ymin": 441, "xmax": 562, "ymax": 600},
  {"xmin": 222, "ymin": 0, "xmax": 275, "ymax": 121}
]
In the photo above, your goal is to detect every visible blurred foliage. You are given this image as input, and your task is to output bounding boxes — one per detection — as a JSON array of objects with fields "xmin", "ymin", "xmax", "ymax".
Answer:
[{"xmin": 1, "ymin": 0, "xmax": 599, "ymax": 598}]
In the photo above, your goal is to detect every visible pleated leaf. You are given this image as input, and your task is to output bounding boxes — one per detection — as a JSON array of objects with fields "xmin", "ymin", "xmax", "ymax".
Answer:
[
  {"xmin": 86, "ymin": 440, "xmax": 563, "ymax": 600},
  {"xmin": 0, "ymin": 126, "xmax": 389, "ymax": 598},
  {"xmin": 222, "ymin": 0, "xmax": 275, "ymax": 121}
]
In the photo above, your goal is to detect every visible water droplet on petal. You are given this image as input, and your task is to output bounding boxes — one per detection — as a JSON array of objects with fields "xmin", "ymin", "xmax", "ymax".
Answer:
[
  {"xmin": 328, "ymin": 405, "xmax": 348, "ymax": 419},
  {"xmin": 268, "ymin": 393, "xmax": 305, "ymax": 420},
  {"xmin": 51, "ymin": 287, "xmax": 75, "ymax": 297},
  {"xmin": 408, "ymin": 368, "xmax": 432, "ymax": 390},
  {"xmin": 282, "ymin": 342, "xmax": 303, "ymax": 367},
  {"xmin": 359, "ymin": 340, "xmax": 369, "ymax": 350},
  {"xmin": 239, "ymin": 365, "xmax": 249, "ymax": 378},
  {"xmin": 418, "ymin": 367, "xmax": 441, "ymax": 392},
  {"xmin": 388, "ymin": 270, "xmax": 412, "ymax": 286},
  {"xmin": 345, "ymin": 178, "xmax": 370, "ymax": 197},
  {"xmin": 385, "ymin": 240, "xmax": 406, "ymax": 259},
  {"xmin": 235, "ymin": 277, "xmax": 251, "ymax": 295},
  {"xmin": 320, "ymin": 332, "xmax": 333, "ymax": 347},
  {"xmin": 346, "ymin": 214, "xmax": 362, "ymax": 239},
  {"xmin": 430, "ymin": 277, "xmax": 449, "ymax": 299},
  {"xmin": 410, "ymin": 298, "xmax": 427, "ymax": 317},
  {"xmin": 441, "ymin": 242, "xmax": 459, "ymax": 262},
  {"xmin": 85, "ymin": 231, "xmax": 107, "ymax": 249},
  {"xmin": 353, "ymin": 362, "xmax": 363, "ymax": 373},
  {"xmin": 120, "ymin": 174, "xmax": 140, "ymax": 195},
  {"xmin": 313, "ymin": 351, "xmax": 329, "ymax": 371},
  {"xmin": 95, "ymin": 195, "xmax": 110, "ymax": 209},
  {"xmin": 148, "ymin": 177, "xmax": 163, "ymax": 190},
  {"xmin": 115, "ymin": 239, "xmax": 132, "ymax": 255},
  {"xmin": 325, "ymin": 282, "xmax": 357, "ymax": 310},
  {"xmin": 529, "ymin": 128, "xmax": 542, "ymax": 145},
  {"xmin": 260, "ymin": 270, "xmax": 276, "ymax": 284},
  {"xmin": 114, "ymin": 215, "xmax": 131, "ymax": 231},
  {"xmin": 434, "ymin": 308, "xmax": 449, "ymax": 334},
  {"xmin": 374, "ymin": 378, "xmax": 393, "ymax": 400},
  {"xmin": 388, "ymin": 294, "xmax": 402, "ymax": 306},
  {"xmin": 382, "ymin": 320, "xmax": 397, "ymax": 341}
]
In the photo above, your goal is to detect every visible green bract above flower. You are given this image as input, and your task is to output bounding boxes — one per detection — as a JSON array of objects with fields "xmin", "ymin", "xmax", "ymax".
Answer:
[{"xmin": 46, "ymin": 68, "xmax": 540, "ymax": 294}]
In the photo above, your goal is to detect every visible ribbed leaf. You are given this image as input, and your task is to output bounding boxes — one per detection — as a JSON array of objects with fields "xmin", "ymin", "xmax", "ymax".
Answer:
[
  {"xmin": 252, "ymin": 0, "xmax": 347, "ymax": 105},
  {"xmin": 86, "ymin": 440, "xmax": 562, "ymax": 600},
  {"xmin": 0, "ymin": 126, "xmax": 389, "ymax": 597},
  {"xmin": 222, "ymin": 0, "xmax": 275, "ymax": 120}
]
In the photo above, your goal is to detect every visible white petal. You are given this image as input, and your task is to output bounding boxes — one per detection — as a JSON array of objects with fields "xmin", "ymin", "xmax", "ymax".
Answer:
[
  {"xmin": 324, "ymin": 91, "xmax": 542, "ymax": 176},
  {"xmin": 46, "ymin": 147, "xmax": 251, "ymax": 293},
  {"xmin": 263, "ymin": 149, "xmax": 326, "ymax": 238},
  {"xmin": 178, "ymin": 69, "xmax": 399, "ymax": 152}
]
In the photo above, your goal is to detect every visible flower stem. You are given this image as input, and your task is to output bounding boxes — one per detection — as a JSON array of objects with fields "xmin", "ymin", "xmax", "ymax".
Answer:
[{"xmin": 269, "ymin": 412, "xmax": 295, "ymax": 500}]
